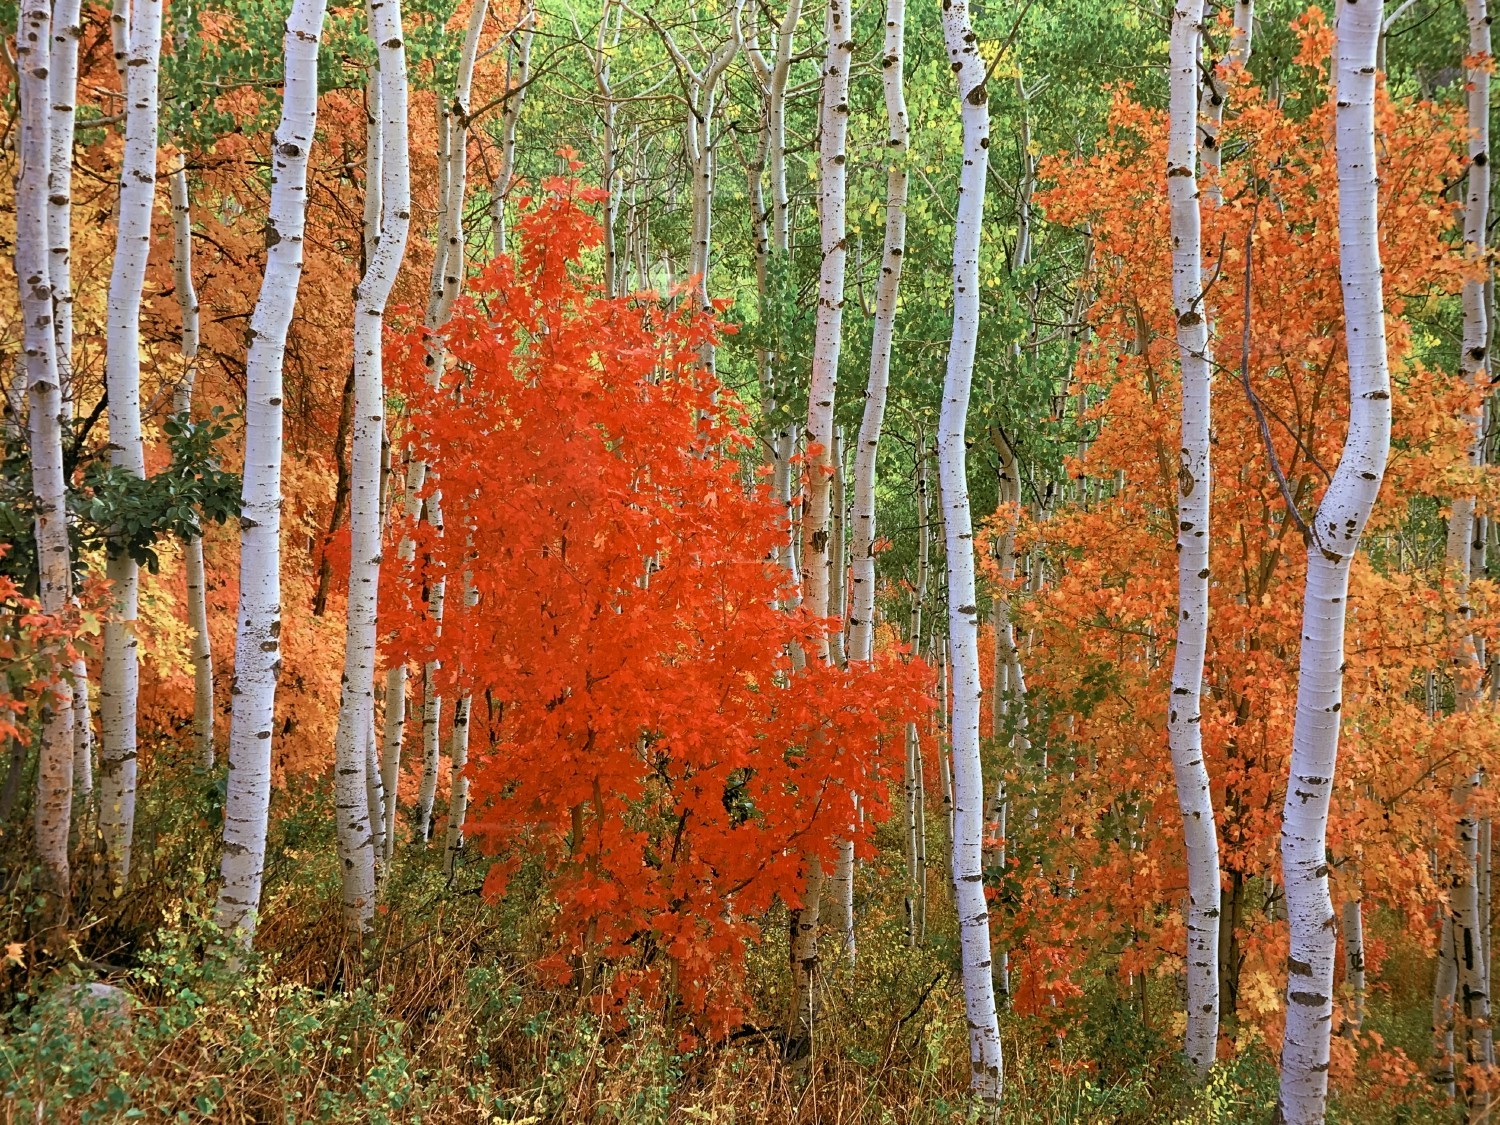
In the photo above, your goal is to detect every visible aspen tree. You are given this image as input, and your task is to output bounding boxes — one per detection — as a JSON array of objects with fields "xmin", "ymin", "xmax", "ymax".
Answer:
[
  {"xmin": 593, "ymin": 0, "xmax": 623, "ymax": 297},
  {"xmin": 986, "ymin": 427, "xmax": 1026, "ymax": 1006},
  {"xmin": 169, "ymin": 159, "xmax": 213, "ymax": 769},
  {"xmin": 1278, "ymin": 2, "xmax": 1392, "ymax": 1117},
  {"xmin": 396, "ymin": 0, "xmax": 484, "ymax": 848},
  {"xmin": 1166, "ymin": 0, "xmax": 1222, "ymax": 1077},
  {"xmin": 100, "ymin": 0, "xmax": 163, "ymax": 887},
  {"xmin": 650, "ymin": 1, "xmax": 744, "ymax": 372},
  {"xmin": 848, "ymin": 0, "xmax": 907, "ymax": 668},
  {"xmin": 216, "ymin": 0, "xmax": 331, "ymax": 943},
  {"xmin": 744, "ymin": 0, "xmax": 802, "ymax": 576},
  {"xmin": 490, "ymin": 1, "xmax": 535, "ymax": 254},
  {"xmin": 939, "ymin": 0, "xmax": 1002, "ymax": 1095},
  {"xmin": 1342, "ymin": 896, "xmax": 1366, "ymax": 1033},
  {"xmin": 1438, "ymin": 0, "xmax": 1497, "ymax": 1087},
  {"xmin": 334, "ymin": 0, "xmax": 411, "ymax": 934},
  {"xmin": 785, "ymin": 0, "xmax": 852, "ymax": 1058},
  {"xmin": 49, "ymin": 0, "xmax": 94, "ymax": 804},
  {"xmin": 1200, "ymin": 0, "xmax": 1253, "ymax": 200},
  {"xmin": 18, "ymin": 0, "xmax": 75, "ymax": 909},
  {"xmin": 443, "ymin": 695, "xmax": 470, "ymax": 877},
  {"xmin": 905, "ymin": 438, "xmax": 930, "ymax": 948}
]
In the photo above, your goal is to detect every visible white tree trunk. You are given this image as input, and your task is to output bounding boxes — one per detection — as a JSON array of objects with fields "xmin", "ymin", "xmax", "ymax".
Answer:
[
  {"xmin": 745, "ymin": 0, "xmax": 802, "ymax": 598},
  {"xmin": 215, "ymin": 0, "xmax": 330, "ymax": 943},
  {"xmin": 1167, "ymin": 0, "xmax": 1222, "ymax": 1078},
  {"xmin": 394, "ymin": 5, "xmax": 483, "ymax": 841},
  {"xmin": 490, "ymin": 1, "xmax": 534, "ymax": 254},
  {"xmin": 1277, "ymin": 3, "xmax": 1391, "ymax": 1118},
  {"xmin": 1200, "ymin": 0, "xmax": 1253, "ymax": 199},
  {"xmin": 1436, "ymin": 913, "xmax": 1459, "ymax": 1097},
  {"xmin": 443, "ymin": 694, "xmax": 470, "ymax": 877},
  {"xmin": 49, "ymin": 0, "xmax": 94, "ymax": 807},
  {"xmin": 1444, "ymin": 4, "xmax": 1497, "ymax": 1087},
  {"xmin": 594, "ymin": 0, "xmax": 622, "ymax": 297},
  {"xmin": 99, "ymin": 0, "xmax": 162, "ymax": 889},
  {"xmin": 364, "ymin": 710, "xmax": 385, "ymax": 882},
  {"xmin": 905, "ymin": 439, "xmax": 930, "ymax": 949},
  {"xmin": 18, "ymin": 0, "xmax": 75, "ymax": 907},
  {"xmin": 939, "ymin": 0, "xmax": 1002, "ymax": 1096},
  {"xmin": 799, "ymin": 0, "xmax": 851, "ymax": 664},
  {"xmin": 170, "ymin": 157, "xmax": 214, "ymax": 770},
  {"xmin": 784, "ymin": 0, "xmax": 850, "ymax": 1048},
  {"xmin": 379, "ymin": 665, "xmax": 403, "ymax": 861},
  {"xmin": 333, "ymin": 0, "xmax": 411, "ymax": 935},
  {"xmin": 1341, "ymin": 896, "xmax": 1365, "ymax": 1032},
  {"xmin": 847, "ymin": 0, "xmax": 907, "ymax": 665},
  {"xmin": 48, "ymin": 0, "xmax": 81, "ymax": 390}
]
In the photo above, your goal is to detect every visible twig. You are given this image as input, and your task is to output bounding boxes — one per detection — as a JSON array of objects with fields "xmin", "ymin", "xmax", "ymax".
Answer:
[{"xmin": 1236, "ymin": 198, "xmax": 1314, "ymax": 545}]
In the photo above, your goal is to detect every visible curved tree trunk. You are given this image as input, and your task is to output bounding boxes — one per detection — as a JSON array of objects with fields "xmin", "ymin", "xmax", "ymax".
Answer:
[
  {"xmin": 215, "ymin": 0, "xmax": 331, "ymax": 944},
  {"xmin": 785, "ymin": 0, "xmax": 851, "ymax": 1057},
  {"xmin": 100, "ymin": 0, "xmax": 163, "ymax": 890},
  {"xmin": 48, "ymin": 0, "xmax": 94, "ymax": 808},
  {"xmin": 1166, "ymin": 0, "xmax": 1222, "ymax": 1077},
  {"xmin": 18, "ymin": 0, "xmax": 75, "ymax": 912},
  {"xmin": 939, "ymin": 0, "xmax": 1002, "ymax": 1098},
  {"xmin": 1277, "ymin": 3, "xmax": 1391, "ymax": 1118},
  {"xmin": 490, "ymin": 0, "xmax": 535, "ymax": 255},
  {"xmin": 334, "ymin": 0, "xmax": 411, "ymax": 935}
]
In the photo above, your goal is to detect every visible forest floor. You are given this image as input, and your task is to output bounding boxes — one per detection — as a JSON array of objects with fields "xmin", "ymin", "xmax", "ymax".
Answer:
[{"xmin": 0, "ymin": 747, "xmax": 1451, "ymax": 1123}]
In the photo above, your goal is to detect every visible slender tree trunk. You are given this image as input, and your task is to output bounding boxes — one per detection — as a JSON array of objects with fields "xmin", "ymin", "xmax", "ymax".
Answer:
[
  {"xmin": 48, "ymin": 0, "xmax": 93, "ymax": 809},
  {"xmin": 490, "ymin": 1, "xmax": 534, "ymax": 255},
  {"xmin": 169, "ymin": 158, "xmax": 214, "ymax": 770},
  {"xmin": 1437, "ymin": 913, "xmax": 1460, "ymax": 1097},
  {"xmin": 99, "ymin": 0, "xmax": 162, "ymax": 890},
  {"xmin": 333, "ymin": 0, "xmax": 411, "ymax": 936},
  {"xmin": 1199, "ymin": 0, "xmax": 1253, "ymax": 202},
  {"xmin": 395, "ymin": 3, "xmax": 484, "ymax": 843},
  {"xmin": 905, "ymin": 439, "xmax": 930, "ymax": 948},
  {"xmin": 1448, "ymin": 4, "xmax": 1497, "ymax": 1090},
  {"xmin": 1167, "ymin": 0, "xmax": 1223, "ymax": 1077},
  {"xmin": 1277, "ymin": 4, "xmax": 1391, "ymax": 1118},
  {"xmin": 18, "ymin": 0, "xmax": 75, "ymax": 911},
  {"xmin": 1342, "ymin": 896, "xmax": 1366, "ymax": 1033},
  {"xmin": 443, "ymin": 693, "xmax": 470, "ymax": 877},
  {"xmin": 784, "ymin": 0, "xmax": 850, "ymax": 1054},
  {"xmin": 848, "ymin": 0, "xmax": 907, "ymax": 666},
  {"xmin": 939, "ymin": 0, "xmax": 1002, "ymax": 1097},
  {"xmin": 215, "ymin": 0, "xmax": 330, "ymax": 943},
  {"xmin": 594, "ymin": 0, "xmax": 622, "ymax": 298}
]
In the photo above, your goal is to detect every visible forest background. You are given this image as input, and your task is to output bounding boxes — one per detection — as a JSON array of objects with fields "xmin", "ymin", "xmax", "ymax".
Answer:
[{"xmin": 1, "ymin": 0, "xmax": 1497, "ymax": 1120}]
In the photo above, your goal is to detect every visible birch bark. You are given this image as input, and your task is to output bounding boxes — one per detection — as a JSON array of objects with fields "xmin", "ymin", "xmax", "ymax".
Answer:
[
  {"xmin": 939, "ymin": 0, "xmax": 1002, "ymax": 1096},
  {"xmin": 170, "ymin": 158, "xmax": 214, "ymax": 769},
  {"xmin": 390, "ymin": 2, "xmax": 483, "ymax": 846},
  {"xmin": 333, "ymin": 0, "xmax": 411, "ymax": 934},
  {"xmin": 100, "ymin": 0, "xmax": 162, "ymax": 887},
  {"xmin": 48, "ymin": 0, "xmax": 93, "ymax": 805},
  {"xmin": 18, "ymin": 0, "xmax": 75, "ymax": 908},
  {"xmin": 848, "ymin": 0, "xmax": 907, "ymax": 664},
  {"xmin": 215, "ymin": 0, "xmax": 330, "ymax": 943},
  {"xmin": 785, "ymin": 0, "xmax": 851, "ymax": 1051},
  {"xmin": 1167, "ymin": 0, "xmax": 1222, "ymax": 1077},
  {"xmin": 490, "ymin": 1, "xmax": 534, "ymax": 254},
  {"xmin": 1445, "ymin": 0, "xmax": 1496, "ymax": 1083},
  {"xmin": 1277, "ymin": 3, "xmax": 1392, "ymax": 1117}
]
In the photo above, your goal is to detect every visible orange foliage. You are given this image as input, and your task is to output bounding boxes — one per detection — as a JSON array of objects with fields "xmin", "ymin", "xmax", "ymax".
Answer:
[
  {"xmin": 383, "ymin": 182, "xmax": 928, "ymax": 1029},
  {"xmin": 995, "ymin": 13, "xmax": 1495, "ymax": 1073}
]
